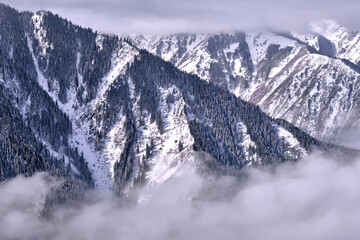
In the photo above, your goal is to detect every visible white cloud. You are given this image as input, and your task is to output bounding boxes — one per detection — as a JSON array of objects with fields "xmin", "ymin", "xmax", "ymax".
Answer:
[
  {"xmin": 1, "ymin": 0, "xmax": 360, "ymax": 34},
  {"xmin": 2, "ymin": 152, "xmax": 360, "ymax": 240}
]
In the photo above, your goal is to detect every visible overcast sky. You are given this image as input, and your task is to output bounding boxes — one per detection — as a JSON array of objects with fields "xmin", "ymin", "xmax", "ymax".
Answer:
[{"xmin": 2, "ymin": 0, "xmax": 360, "ymax": 35}]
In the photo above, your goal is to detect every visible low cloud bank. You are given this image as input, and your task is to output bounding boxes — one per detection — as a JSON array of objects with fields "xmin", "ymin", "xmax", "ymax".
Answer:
[
  {"xmin": 1, "ymin": 152, "xmax": 360, "ymax": 240},
  {"xmin": 2, "ymin": 0, "xmax": 360, "ymax": 34}
]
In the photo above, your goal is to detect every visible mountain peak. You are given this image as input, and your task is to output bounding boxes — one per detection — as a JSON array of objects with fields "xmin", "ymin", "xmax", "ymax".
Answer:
[{"xmin": 0, "ymin": 3, "xmax": 358, "ymax": 194}]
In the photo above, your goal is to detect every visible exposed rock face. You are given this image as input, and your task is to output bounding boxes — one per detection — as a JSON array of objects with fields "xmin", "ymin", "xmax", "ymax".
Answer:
[
  {"xmin": 129, "ymin": 26, "xmax": 360, "ymax": 142},
  {"xmin": 0, "ymin": 4, "xmax": 356, "ymax": 196}
]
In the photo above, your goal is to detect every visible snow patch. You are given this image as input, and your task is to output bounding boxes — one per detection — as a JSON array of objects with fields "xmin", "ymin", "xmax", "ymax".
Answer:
[
  {"xmin": 134, "ymin": 86, "xmax": 195, "ymax": 201},
  {"xmin": 274, "ymin": 124, "xmax": 307, "ymax": 157},
  {"xmin": 95, "ymin": 42, "xmax": 138, "ymax": 105},
  {"xmin": 31, "ymin": 12, "xmax": 54, "ymax": 57},
  {"xmin": 27, "ymin": 35, "xmax": 50, "ymax": 94},
  {"xmin": 236, "ymin": 122, "xmax": 259, "ymax": 164},
  {"xmin": 95, "ymin": 35, "xmax": 105, "ymax": 51},
  {"xmin": 246, "ymin": 32, "xmax": 297, "ymax": 67},
  {"xmin": 69, "ymin": 110, "xmax": 113, "ymax": 190}
]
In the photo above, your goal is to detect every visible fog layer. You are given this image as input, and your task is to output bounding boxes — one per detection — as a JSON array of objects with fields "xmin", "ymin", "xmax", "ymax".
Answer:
[{"xmin": 1, "ymin": 152, "xmax": 360, "ymax": 240}]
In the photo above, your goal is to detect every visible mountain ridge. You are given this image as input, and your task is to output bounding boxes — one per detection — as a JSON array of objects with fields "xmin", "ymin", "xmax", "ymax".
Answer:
[
  {"xmin": 0, "ymin": 3, "xmax": 358, "ymax": 197},
  {"xmin": 128, "ymin": 27, "xmax": 360, "ymax": 142}
]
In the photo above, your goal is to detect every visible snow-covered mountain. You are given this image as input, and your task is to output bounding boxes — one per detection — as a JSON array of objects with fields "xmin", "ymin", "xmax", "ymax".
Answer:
[
  {"xmin": 0, "ymin": 3, "xmax": 357, "ymax": 199},
  {"xmin": 128, "ymin": 25, "xmax": 360, "ymax": 142},
  {"xmin": 305, "ymin": 20, "xmax": 360, "ymax": 64}
]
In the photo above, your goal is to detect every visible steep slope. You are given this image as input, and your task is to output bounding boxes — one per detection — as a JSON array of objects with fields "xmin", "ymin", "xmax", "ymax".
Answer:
[
  {"xmin": 0, "ymin": 59, "xmax": 92, "ymax": 205},
  {"xmin": 92, "ymin": 51, "xmax": 355, "ymax": 194},
  {"xmin": 0, "ymin": 83, "xmax": 66, "ymax": 181},
  {"xmin": 129, "ymin": 32, "xmax": 298, "ymax": 94},
  {"xmin": 248, "ymin": 52, "xmax": 360, "ymax": 140},
  {"xmin": 0, "ymin": 5, "xmax": 97, "ymax": 187},
  {"xmin": 0, "ymin": 3, "xmax": 356, "ymax": 197},
  {"xmin": 129, "ymin": 27, "xmax": 360, "ymax": 141}
]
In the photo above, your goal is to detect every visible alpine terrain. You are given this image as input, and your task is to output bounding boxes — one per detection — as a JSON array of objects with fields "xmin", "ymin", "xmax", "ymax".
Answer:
[
  {"xmin": 129, "ymin": 25, "xmax": 360, "ymax": 142},
  {"xmin": 0, "ymin": 3, "xmax": 357, "ymax": 201}
]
